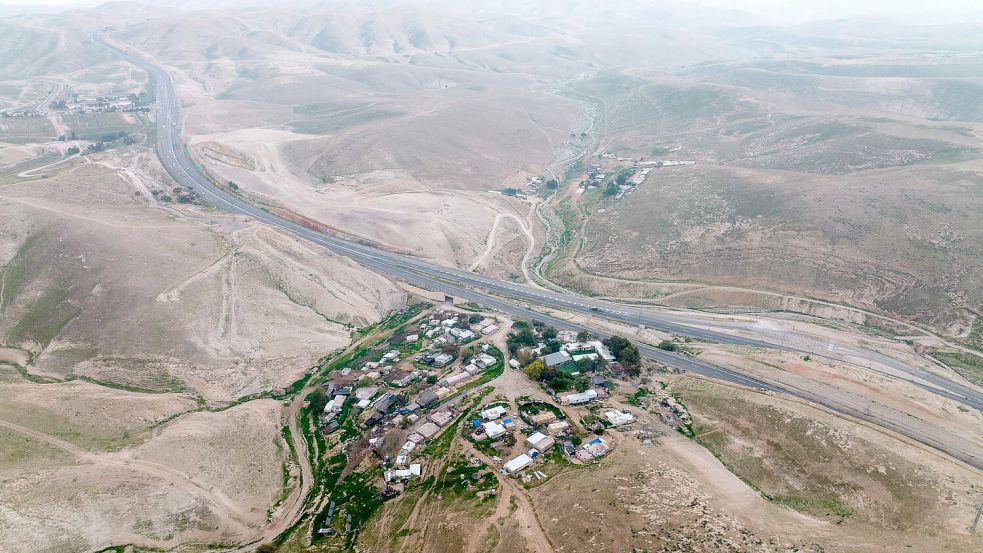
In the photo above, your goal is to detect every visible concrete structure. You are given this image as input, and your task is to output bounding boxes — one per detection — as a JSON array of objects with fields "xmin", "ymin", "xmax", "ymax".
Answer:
[
  {"xmin": 417, "ymin": 422, "xmax": 440, "ymax": 439},
  {"xmin": 605, "ymin": 410, "xmax": 636, "ymax": 427},
  {"xmin": 530, "ymin": 411, "xmax": 556, "ymax": 425},
  {"xmin": 429, "ymin": 409, "xmax": 454, "ymax": 427},
  {"xmin": 476, "ymin": 353, "xmax": 497, "ymax": 368},
  {"xmin": 547, "ymin": 421, "xmax": 570, "ymax": 434},
  {"xmin": 525, "ymin": 432, "xmax": 555, "ymax": 452},
  {"xmin": 385, "ymin": 463, "xmax": 422, "ymax": 482},
  {"xmin": 504, "ymin": 453, "xmax": 534, "ymax": 474},
  {"xmin": 483, "ymin": 421, "xmax": 507, "ymax": 439},
  {"xmin": 354, "ymin": 385, "xmax": 379, "ymax": 401},
  {"xmin": 481, "ymin": 324, "xmax": 499, "ymax": 335},
  {"xmin": 559, "ymin": 389, "xmax": 598, "ymax": 405},
  {"xmin": 433, "ymin": 353, "xmax": 454, "ymax": 366},
  {"xmin": 575, "ymin": 437, "xmax": 610, "ymax": 461},
  {"xmin": 480, "ymin": 405, "xmax": 507, "ymax": 421}
]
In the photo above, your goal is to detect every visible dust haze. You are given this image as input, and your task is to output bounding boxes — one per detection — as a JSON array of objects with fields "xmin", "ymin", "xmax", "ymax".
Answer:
[{"xmin": 1, "ymin": 1, "xmax": 982, "ymax": 552}]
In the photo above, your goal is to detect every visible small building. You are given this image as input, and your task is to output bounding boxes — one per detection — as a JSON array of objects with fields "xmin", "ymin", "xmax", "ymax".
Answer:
[
  {"xmin": 525, "ymin": 431, "xmax": 555, "ymax": 452},
  {"xmin": 481, "ymin": 324, "xmax": 499, "ymax": 335},
  {"xmin": 504, "ymin": 453, "xmax": 534, "ymax": 474},
  {"xmin": 433, "ymin": 353, "xmax": 454, "ymax": 367},
  {"xmin": 450, "ymin": 327, "xmax": 477, "ymax": 343},
  {"xmin": 363, "ymin": 411, "xmax": 385, "ymax": 428},
  {"xmin": 480, "ymin": 405, "xmax": 508, "ymax": 421},
  {"xmin": 356, "ymin": 398, "xmax": 371, "ymax": 410},
  {"xmin": 324, "ymin": 395, "xmax": 346, "ymax": 413},
  {"xmin": 392, "ymin": 371, "xmax": 420, "ymax": 388},
  {"xmin": 508, "ymin": 359, "xmax": 521, "ymax": 369},
  {"xmin": 604, "ymin": 410, "xmax": 636, "ymax": 427},
  {"xmin": 385, "ymin": 463, "xmax": 422, "ymax": 483},
  {"xmin": 373, "ymin": 394, "xmax": 397, "ymax": 413},
  {"xmin": 405, "ymin": 334, "xmax": 419, "ymax": 343},
  {"xmin": 354, "ymin": 386, "xmax": 379, "ymax": 401},
  {"xmin": 547, "ymin": 421, "xmax": 570, "ymax": 434},
  {"xmin": 483, "ymin": 421, "xmax": 507, "ymax": 440},
  {"xmin": 463, "ymin": 363, "xmax": 482, "ymax": 375},
  {"xmin": 542, "ymin": 350, "xmax": 573, "ymax": 368},
  {"xmin": 441, "ymin": 372, "xmax": 471, "ymax": 387},
  {"xmin": 429, "ymin": 409, "xmax": 454, "ymax": 427},
  {"xmin": 530, "ymin": 411, "xmax": 556, "ymax": 426},
  {"xmin": 418, "ymin": 389, "xmax": 439, "ymax": 408},
  {"xmin": 475, "ymin": 353, "xmax": 497, "ymax": 368},
  {"xmin": 575, "ymin": 437, "xmax": 610, "ymax": 461},
  {"xmin": 417, "ymin": 422, "xmax": 441, "ymax": 439},
  {"xmin": 559, "ymin": 389, "xmax": 597, "ymax": 405}
]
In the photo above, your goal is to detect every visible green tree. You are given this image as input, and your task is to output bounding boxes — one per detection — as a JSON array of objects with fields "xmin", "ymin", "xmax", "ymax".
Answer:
[
  {"xmin": 256, "ymin": 544, "xmax": 278, "ymax": 553},
  {"xmin": 524, "ymin": 359, "xmax": 545, "ymax": 381},
  {"xmin": 604, "ymin": 181, "xmax": 620, "ymax": 197},
  {"xmin": 306, "ymin": 389, "xmax": 329, "ymax": 416},
  {"xmin": 542, "ymin": 326, "xmax": 558, "ymax": 341},
  {"xmin": 656, "ymin": 340, "xmax": 677, "ymax": 352},
  {"xmin": 576, "ymin": 330, "xmax": 591, "ymax": 342}
]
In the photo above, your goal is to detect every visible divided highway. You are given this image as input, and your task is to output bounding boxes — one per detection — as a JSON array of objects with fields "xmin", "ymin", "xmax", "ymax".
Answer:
[{"xmin": 99, "ymin": 36, "xmax": 983, "ymax": 470}]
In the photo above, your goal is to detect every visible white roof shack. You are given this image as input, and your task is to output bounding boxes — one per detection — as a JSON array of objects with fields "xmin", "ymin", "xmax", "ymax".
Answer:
[
  {"xmin": 508, "ymin": 359, "xmax": 521, "ymax": 369},
  {"xmin": 481, "ymin": 324, "xmax": 499, "ymax": 335},
  {"xmin": 433, "ymin": 353, "xmax": 454, "ymax": 366},
  {"xmin": 463, "ymin": 363, "xmax": 482, "ymax": 376},
  {"xmin": 441, "ymin": 372, "xmax": 470, "ymax": 387},
  {"xmin": 324, "ymin": 395, "xmax": 346, "ymax": 413},
  {"xmin": 525, "ymin": 432, "xmax": 555, "ymax": 451},
  {"xmin": 483, "ymin": 421, "xmax": 507, "ymax": 439},
  {"xmin": 504, "ymin": 453, "xmax": 534, "ymax": 474},
  {"xmin": 450, "ymin": 328, "xmax": 476, "ymax": 342},
  {"xmin": 480, "ymin": 405, "xmax": 508, "ymax": 421},
  {"xmin": 605, "ymin": 410, "xmax": 636, "ymax": 427},
  {"xmin": 475, "ymin": 353, "xmax": 497, "ymax": 368},
  {"xmin": 405, "ymin": 334, "xmax": 418, "ymax": 343},
  {"xmin": 385, "ymin": 464, "xmax": 422, "ymax": 482},
  {"xmin": 559, "ymin": 389, "xmax": 598, "ymax": 405}
]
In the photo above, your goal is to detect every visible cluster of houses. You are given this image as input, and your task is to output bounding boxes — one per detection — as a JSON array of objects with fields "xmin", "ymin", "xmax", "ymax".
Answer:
[
  {"xmin": 317, "ymin": 308, "xmax": 511, "ymax": 491},
  {"xmin": 469, "ymin": 402, "xmax": 560, "ymax": 477},
  {"xmin": 577, "ymin": 151, "xmax": 697, "ymax": 199},
  {"xmin": 58, "ymin": 93, "xmax": 148, "ymax": 114}
]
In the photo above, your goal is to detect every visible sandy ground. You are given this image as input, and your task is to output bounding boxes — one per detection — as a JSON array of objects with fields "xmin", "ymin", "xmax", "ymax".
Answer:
[{"xmin": 0, "ymin": 397, "xmax": 288, "ymax": 552}]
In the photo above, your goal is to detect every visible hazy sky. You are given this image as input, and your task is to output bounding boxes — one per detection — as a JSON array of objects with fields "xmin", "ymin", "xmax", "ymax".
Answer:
[
  {"xmin": 698, "ymin": 0, "xmax": 983, "ymax": 22},
  {"xmin": 2, "ymin": 0, "xmax": 983, "ymax": 23}
]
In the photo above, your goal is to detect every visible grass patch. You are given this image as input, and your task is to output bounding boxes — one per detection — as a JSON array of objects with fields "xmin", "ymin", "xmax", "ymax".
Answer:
[{"xmin": 931, "ymin": 351, "xmax": 983, "ymax": 387}]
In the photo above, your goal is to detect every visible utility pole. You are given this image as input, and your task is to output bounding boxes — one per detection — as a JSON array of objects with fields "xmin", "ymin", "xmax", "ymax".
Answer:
[{"xmin": 971, "ymin": 497, "xmax": 983, "ymax": 533}]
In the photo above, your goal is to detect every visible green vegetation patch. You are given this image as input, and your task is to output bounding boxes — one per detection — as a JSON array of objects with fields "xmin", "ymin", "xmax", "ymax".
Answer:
[{"xmin": 931, "ymin": 351, "xmax": 983, "ymax": 388}]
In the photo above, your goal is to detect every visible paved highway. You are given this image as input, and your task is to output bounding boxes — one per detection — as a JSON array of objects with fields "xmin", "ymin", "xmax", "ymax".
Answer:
[{"xmin": 98, "ymin": 36, "xmax": 982, "ymax": 470}]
